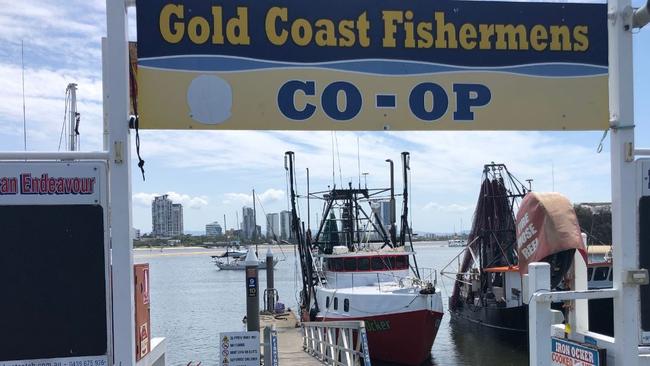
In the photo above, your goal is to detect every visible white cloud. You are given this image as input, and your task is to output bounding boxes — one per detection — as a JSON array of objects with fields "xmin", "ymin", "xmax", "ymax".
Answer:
[
  {"xmin": 223, "ymin": 188, "xmax": 285, "ymax": 205},
  {"xmin": 133, "ymin": 191, "xmax": 209, "ymax": 209}
]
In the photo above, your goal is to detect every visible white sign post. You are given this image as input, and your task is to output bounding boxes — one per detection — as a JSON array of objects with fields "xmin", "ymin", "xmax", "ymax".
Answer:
[{"xmin": 220, "ymin": 331, "xmax": 260, "ymax": 366}]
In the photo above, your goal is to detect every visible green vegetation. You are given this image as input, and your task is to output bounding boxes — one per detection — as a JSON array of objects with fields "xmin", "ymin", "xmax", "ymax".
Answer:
[{"xmin": 574, "ymin": 205, "xmax": 612, "ymax": 245}]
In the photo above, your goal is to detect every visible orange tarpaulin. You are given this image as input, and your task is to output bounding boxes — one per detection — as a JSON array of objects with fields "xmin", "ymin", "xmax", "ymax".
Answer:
[{"xmin": 516, "ymin": 192, "xmax": 587, "ymax": 275}]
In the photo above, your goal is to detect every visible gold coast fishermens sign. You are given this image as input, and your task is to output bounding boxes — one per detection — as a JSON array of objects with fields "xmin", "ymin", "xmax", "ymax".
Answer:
[
  {"xmin": 135, "ymin": 0, "xmax": 608, "ymax": 131},
  {"xmin": 158, "ymin": 5, "xmax": 591, "ymax": 52}
]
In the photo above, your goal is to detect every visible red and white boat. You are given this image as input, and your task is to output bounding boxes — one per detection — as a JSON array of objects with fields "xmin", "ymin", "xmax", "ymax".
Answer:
[
  {"xmin": 285, "ymin": 151, "xmax": 443, "ymax": 365},
  {"xmin": 313, "ymin": 246, "xmax": 443, "ymax": 365}
]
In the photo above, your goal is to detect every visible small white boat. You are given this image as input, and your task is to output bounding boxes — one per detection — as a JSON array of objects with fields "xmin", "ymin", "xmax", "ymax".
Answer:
[
  {"xmin": 448, "ymin": 239, "xmax": 467, "ymax": 247},
  {"xmin": 213, "ymin": 257, "xmax": 279, "ymax": 270}
]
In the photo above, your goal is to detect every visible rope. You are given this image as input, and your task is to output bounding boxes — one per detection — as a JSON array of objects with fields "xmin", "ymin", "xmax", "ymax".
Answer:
[{"xmin": 129, "ymin": 60, "xmax": 146, "ymax": 181}]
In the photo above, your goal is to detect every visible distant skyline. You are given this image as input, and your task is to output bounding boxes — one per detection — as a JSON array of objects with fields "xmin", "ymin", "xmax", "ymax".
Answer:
[{"xmin": 1, "ymin": 0, "xmax": 650, "ymax": 234}]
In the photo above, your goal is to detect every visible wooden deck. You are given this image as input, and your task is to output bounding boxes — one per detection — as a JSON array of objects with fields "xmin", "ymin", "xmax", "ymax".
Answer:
[{"xmin": 261, "ymin": 310, "xmax": 321, "ymax": 365}]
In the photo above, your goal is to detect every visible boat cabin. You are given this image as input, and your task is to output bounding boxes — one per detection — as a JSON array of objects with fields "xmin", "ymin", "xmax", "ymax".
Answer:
[
  {"xmin": 324, "ymin": 254, "xmax": 410, "ymax": 272},
  {"xmin": 458, "ymin": 266, "xmax": 523, "ymax": 309},
  {"xmin": 316, "ymin": 247, "xmax": 413, "ymax": 288}
]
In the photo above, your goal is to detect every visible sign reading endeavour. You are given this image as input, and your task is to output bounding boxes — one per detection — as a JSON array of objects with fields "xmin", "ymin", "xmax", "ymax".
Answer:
[
  {"xmin": 220, "ymin": 331, "xmax": 260, "ymax": 366},
  {"xmin": 135, "ymin": 0, "xmax": 607, "ymax": 131},
  {"xmin": 0, "ymin": 161, "xmax": 101, "ymax": 204},
  {"xmin": 551, "ymin": 337, "xmax": 606, "ymax": 366}
]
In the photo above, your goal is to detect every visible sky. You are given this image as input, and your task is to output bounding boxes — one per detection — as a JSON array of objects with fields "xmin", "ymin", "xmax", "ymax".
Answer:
[{"xmin": 1, "ymin": 0, "xmax": 649, "ymax": 234}]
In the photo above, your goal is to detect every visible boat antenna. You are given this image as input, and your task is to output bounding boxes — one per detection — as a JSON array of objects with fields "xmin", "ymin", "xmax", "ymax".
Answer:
[
  {"xmin": 21, "ymin": 40, "xmax": 27, "ymax": 151},
  {"xmin": 306, "ymin": 168, "xmax": 310, "ymax": 232},
  {"xmin": 334, "ymin": 131, "xmax": 343, "ymax": 187},
  {"xmin": 357, "ymin": 135, "xmax": 361, "ymax": 189},
  {"xmin": 330, "ymin": 132, "xmax": 336, "ymax": 186},
  {"xmin": 551, "ymin": 161, "xmax": 555, "ymax": 191}
]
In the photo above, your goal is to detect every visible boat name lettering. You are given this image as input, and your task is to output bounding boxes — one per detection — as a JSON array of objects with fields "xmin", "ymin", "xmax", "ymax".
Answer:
[
  {"xmin": 0, "ymin": 174, "xmax": 96, "ymax": 195},
  {"xmin": 364, "ymin": 319, "xmax": 391, "ymax": 332}
]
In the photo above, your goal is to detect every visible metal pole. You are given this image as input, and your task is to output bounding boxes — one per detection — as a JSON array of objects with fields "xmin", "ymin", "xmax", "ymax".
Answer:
[
  {"xmin": 68, "ymin": 83, "xmax": 78, "ymax": 151},
  {"xmin": 245, "ymin": 248, "xmax": 260, "ymax": 332},
  {"xmin": 385, "ymin": 159, "xmax": 396, "ymax": 246},
  {"xmin": 266, "ymin": 247, "xmax": 275, "ymax": 312},
  {"xmin": 608, "ymin": 0, "xmax": 640, "ymax": 361},
  {"xmin": 105, "ymin": 0, "xmax": 134, "ymax": 364},
  {"xmin": 307, "ymin": 168, "xmax": 310, "ymax": 232},
  {"xmin": 528, "ymin": 263, "xmax": 551, "ymax": 366}
]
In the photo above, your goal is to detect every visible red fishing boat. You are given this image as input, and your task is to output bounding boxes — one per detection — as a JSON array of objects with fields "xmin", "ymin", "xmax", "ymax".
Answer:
[{"xmin": 286, "ymin": 151, "xmax": 443, "ymax": 365}]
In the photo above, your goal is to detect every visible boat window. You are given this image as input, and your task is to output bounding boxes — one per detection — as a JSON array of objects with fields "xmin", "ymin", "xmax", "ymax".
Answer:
[
  {"xmin": 344, "ymin": 299, "xmax": 349, "ymax": 312},
  {"xmin": 395, "ymin": 255, "xmax": 408, "ymax": 270},
  {"xmin": 334, "ymin": 297, "xmax": 338, "ymax": 310},
  {"xmin": 594, "ymin": 267, "xmax": 609, "ymax": 281},
  {"xmin": 587, "ymin": 267, "xmax": 594, "ymax": 280},
  {"xmin": 326, "ymin": 296, "xmax": 330, "ymax": 309},
  {"xmin": 371, "ymin": 257, "xmax": 387, "ymax": 270},
  {"xmin": 344, "ymin": 258, "xmax": 357, "ymax": 271},
  {"xmin": 608, "ymin": 269, "xmax": 613, "ymax": 281},
  {"xmin": 333, "ymin": 258, "xmax": 344, "ymax": 271},
  {"xmin": 358, "ymin": 257, "xmax": 370, "ymax": 271},
  {"xmin": 386, "ymin": 256, "xmax": 395, "ymax": 269}
]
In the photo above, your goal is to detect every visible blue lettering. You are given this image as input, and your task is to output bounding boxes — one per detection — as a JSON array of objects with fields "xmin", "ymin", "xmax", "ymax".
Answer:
[
  {"xmin": 277, "ymin": 80, "xmax": 316, "ymax": 120},
  {"xmin": 453, "ymin": 84, "xmax": 491, "ymax": 120},
  {"xmin": 321, "ymin": 82, "xmax": 362, "ymax": 121},
  {"xmin": 409, "ymin": 83, "xmax": 448, "ymax": 121}
]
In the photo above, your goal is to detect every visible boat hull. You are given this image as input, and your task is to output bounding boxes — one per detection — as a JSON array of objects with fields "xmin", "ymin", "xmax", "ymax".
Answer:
[
  {"xmin": 319, "ymin": 309, "xmax": 443, "ymax": 365},
  {"xmin": 450, "ymin": 302, "xmax": 528, "ymax": 334}
]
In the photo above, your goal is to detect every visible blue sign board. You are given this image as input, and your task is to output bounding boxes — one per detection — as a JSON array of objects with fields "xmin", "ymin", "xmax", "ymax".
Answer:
[{"xmin": 551, "ymin": 337, "xmax": 605, "ymax": 366}]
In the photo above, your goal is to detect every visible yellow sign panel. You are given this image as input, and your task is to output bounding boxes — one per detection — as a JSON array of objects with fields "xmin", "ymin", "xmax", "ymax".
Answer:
[{"xmin": 135, "ymin": 0, "xmax": 608, "ymax": 131}]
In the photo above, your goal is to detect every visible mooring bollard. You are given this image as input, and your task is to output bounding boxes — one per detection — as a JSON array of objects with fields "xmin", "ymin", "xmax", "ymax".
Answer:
[
  {"xmin": 266, "ymin": 247, "xmax": 275, "ymax": 312},
  {"xmin": 244, "ymin": 247, "xmax": 260, "ymax": 332}
]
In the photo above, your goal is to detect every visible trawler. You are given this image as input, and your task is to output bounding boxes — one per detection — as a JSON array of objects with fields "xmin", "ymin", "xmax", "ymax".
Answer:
[
  {"xmin": 286, "ymin": 151, "xmax": 443, "ymax": 365},
  {"xmin": 445, "ymin": 163, "xmax": 587, "ymax": 334}
]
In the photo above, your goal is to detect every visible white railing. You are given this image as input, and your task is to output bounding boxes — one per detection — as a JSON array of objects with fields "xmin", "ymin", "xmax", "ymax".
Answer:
[{"xmin": 302, "ymin": 321, "xmax": 371, "ymax": 366}]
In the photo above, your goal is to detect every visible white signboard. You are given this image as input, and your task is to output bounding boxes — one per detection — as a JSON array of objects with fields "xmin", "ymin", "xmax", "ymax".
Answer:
[
  {"xmin": 220, "ymin": 331, "xmax": 260, "ymax": 366},
  {"xmin": 0, "ymin": 355, "xmax": 108, "ymax": 366},
  {"xmin": 0, "ymin": 161, "xmax": 105, "ymax": 205}
]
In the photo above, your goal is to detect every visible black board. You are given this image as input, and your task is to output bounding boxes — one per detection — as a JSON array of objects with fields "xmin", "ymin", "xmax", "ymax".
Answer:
[
  {"xmin": 640, "ymin": 196, "xmax": 650, "ymax": 332},
  {"xmin": 0, "ymin": 205, "xmax": 107, "ymax": 361}
]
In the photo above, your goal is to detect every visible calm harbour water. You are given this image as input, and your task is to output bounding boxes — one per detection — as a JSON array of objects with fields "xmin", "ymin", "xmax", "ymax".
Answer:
[{"xmin": 134, "ymin": 242, "xmax": 528, "ymax": 366}]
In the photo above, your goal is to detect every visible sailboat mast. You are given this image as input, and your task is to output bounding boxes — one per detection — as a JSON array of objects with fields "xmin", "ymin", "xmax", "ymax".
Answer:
[
  {"xmin": 252, "ymin": 188, "xmax": 257, "ymax": 242},
  {"xmin": 67, "ymin": 83, "xmax": 78, "ymax": 151}
]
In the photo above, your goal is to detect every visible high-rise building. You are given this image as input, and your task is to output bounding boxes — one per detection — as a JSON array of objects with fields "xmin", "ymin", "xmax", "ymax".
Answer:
[
  {"xmin": 242, "ymin": 206, "xmax": 255, "ymax": 240},
  {"xmin": 206, "ymin": 221, "xmax": 223, "ymax": 237},
  {"xmin": 369, "ymin": 201, "xmax": 392, "ymax": 240},
  {"xmin": 379, "ymin": 201, "xmax": 392, "ymax": 230},
  {"xmin": 151, "ymin": 195, "xmax": 183, "ymax": 237},
  {"xmin": 171, "ymin": 204, "xmax": 184, "ymax": 236},
  {"xmin": 152, "ymin": 195, "xmax": 172, "ymax": 237},
  {"xmin": 266, "ymin": 213, "xmax": 280, "ymax": 239},
  {"xmin": 280, "ymin": 210, "xmax": 292, "ymax": 241}
]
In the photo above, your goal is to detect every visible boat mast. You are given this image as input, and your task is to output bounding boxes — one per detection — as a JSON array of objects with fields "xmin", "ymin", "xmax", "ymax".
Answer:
[
  {"xmin": 401, "ymin": 152, "xmax": 420, "ymax": 278},
  {"xmin": 285, "ymin": 151, "xmax": 314, "ymax": 313}
]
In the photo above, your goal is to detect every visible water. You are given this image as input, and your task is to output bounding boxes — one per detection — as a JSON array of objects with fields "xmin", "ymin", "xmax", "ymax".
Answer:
[{"xmin": 134, "ymin": 242, "xmax": 528, "ymax": 365}]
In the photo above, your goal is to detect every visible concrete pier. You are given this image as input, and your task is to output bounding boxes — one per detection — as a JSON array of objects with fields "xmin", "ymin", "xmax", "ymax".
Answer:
[{"xmin": 260, "ymin": 310, "xmax": 320, "ymax": 366}]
